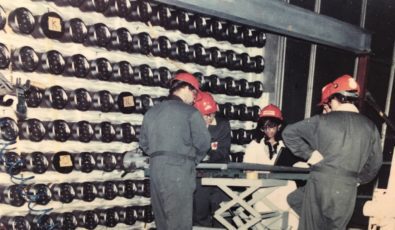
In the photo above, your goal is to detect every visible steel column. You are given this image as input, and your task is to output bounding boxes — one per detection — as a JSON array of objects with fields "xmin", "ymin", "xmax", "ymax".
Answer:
[{"xmin": 356, "ymin": 55, "xmax": 369, "ymax": 112}]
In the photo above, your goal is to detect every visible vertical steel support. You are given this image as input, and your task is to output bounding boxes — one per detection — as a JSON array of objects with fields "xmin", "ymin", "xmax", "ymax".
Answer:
[
  {"xmin": 274, "ymin": 0, "xmax": 289, "ymax": 108},
  {"xmin": 381, "ymin": 43, "xmax": 395, "ymax": 147},
  {"xmin": 275, "ymin": 36, "xmax": 287, "ymax": 108},
  {"xmin": 304, "ymin": 0, "xmax": 321, "ymax": 118},
  {"xmin": 356, "ymin": 55, "xmax": 369, "ymax": 111},
  {"xmin": 354, "ymin": 0, "xmax": 368, "ymax": 77}
]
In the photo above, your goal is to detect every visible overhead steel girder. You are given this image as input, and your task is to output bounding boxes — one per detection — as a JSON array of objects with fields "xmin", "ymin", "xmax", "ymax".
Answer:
[{"xmin": 155, "ymin": 0, "xmax": 371, "ymax": 54}]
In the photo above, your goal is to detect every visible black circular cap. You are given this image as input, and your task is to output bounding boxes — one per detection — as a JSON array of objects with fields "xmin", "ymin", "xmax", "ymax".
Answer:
[
  {"xmin": 117, "ymin": 92, "xmax": 135, "ymax": 114},
  {"xmin": 39, "ymin": 12, "xmax": 64, "ymax": 39},
  {"xmin": 111, "ymin": 27, "xmax": 133, "ymax": 52},
  {"xmin": 75, "ymin": 210, "xmax": 99, "ymax": 229},
  {"xmin": 53, "ymin": 212, "xmax": 78, "ymax": 229},
  {"xmin": 97, "ymin": 208, "xmax": 119, "ymax": 227},
  {"xmin": 3, "ymin": 184, "xmax": 26, "ymax": 207},
  {"xmin": 90, "ymin": 58, "xmax": 112, "ymax": 81},
  {"xmin": 8, "ymin": 7, "xmax": 35, "ymax": 34},
  {"xmin": 92, "ymin": 90, "xmax": 114, "ymax": 112},
  {"xmin": 96, "ymin": 151, "xmax": 117, "ymax": 172},
  {"xmin": 97, "ymin": 181, "xmax": 118, "ymax": 200},
  {"xmin": 74, "ymin": 152, "xmax": 96, "ymax": 173},
  {"xmin": 1, "ymin": 152, "xmax": 23, "ymax": 175},
  {"xmin": 95, "ymin": 0, "xmax": 110, "ymax": 13},
  {"xmin": 151, "ymin": 36, "xmax": 171, "ymax": 57},
  {"xmin": 44, "ymin": 85, "xmax": 69, "ymax": 109},
  {"xmin": 25, "ymin": 86, "xmax": 43, "ymax": 108},
  {"xmin": 115, "ymin": 123, "xmax": 135, "ymax": 143},
  {"xmin": 3, "ymin": 216, "xmax": 30, "ymax": 229},
  {"xmin": 64, "ymin": 18, "xmax": 87, "ymax": 43},
  {"xmin": 47, "ymin": 119, "xmax": 71, "ymax": 142},
  {"xmin": 124, "ymin": 206, "xmax": 137, "ymax": 225},
  {"xmin": 117, "ymin": 180, "xmax": 135, "ymax": 199},
  {"xmin": 52, "ymin": 151, "xmax": 74, "ymax": 174},
  {"xmin": 113, "ymin": 61, "xmax": 134, "ymax": 83},
  {"xmin": 88, "ymin": 23, "xmax": 111, "ymax": 47},
  {"xmin": 12, "ymin": 46, "xmax": 39, "ymax": 72},
  {"xmin": 66, "ymin": 54, "xmax": 90, "ymax": 78},
  {"xmin": 0, "ymin": 43, "xmax": 10, "ymax": 69},
  {"xmin": 72, "ymin": 120, "xmax": 94, "ymax": 143},
  {"xmin": 0, "ymin": 117, "xmax": 19, "ymax": 141},
  {"xmin": 0, "ymin": 6, "xmax": 6, "ymax": 30},
  {"xmin": 20, "ymin": 118, "xmax": 46, "ymax": 142},
  {"xmin": 23, "ymin": 151, "xmax": 49, "ymax": 174},
  {"xmin": 30, "ymin": 214, "xmax": 54, "ymax": 229},
  {"xmin": 70, "ymin": 88, "xmax": 92, "ymax": 111},
  {"xmin": 40, "ymin": 50, "xmax": 66, "ymax": 75},
  {"xmin": 26, "ymin": 183, "xmax": 52, "ymax": 205},
  {"xmin": 75, "ymin": 181, "xmax": 97, "ymax": 202},
  {"xmin": 94, "ymin": 122, "xmax": 115, "ymax": 143},
  {"xmin": 51, "ymin": 182, "xmax": 75, "ymax": 203}
]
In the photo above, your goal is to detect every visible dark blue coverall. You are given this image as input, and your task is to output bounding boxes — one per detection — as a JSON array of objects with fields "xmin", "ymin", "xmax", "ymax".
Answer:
[
  {"xmin": 193, "ymin": 115, "xmax": 231, "ymax": 227},
  {"xmin": 139, "ymin": 95, "xmax": 211, "ymax": 230},
  {"xmin": 282, "ymin": 111, "xmax": 383, "ymax": 230}
]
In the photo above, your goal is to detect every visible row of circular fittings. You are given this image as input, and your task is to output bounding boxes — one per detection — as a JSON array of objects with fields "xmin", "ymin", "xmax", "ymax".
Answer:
[
  {"xmin": 0, "ymin": 117, "xmax": 141, "ymax": 143},
  {"xmin": 2, "ymin": 116, "xmax": 254, "ymax": 144},
  {"xmin": 0, "ymin": 179, "xmax": 150, "ymax": 207},
  {"xmin": 3, "ymin": 7, "xmax": 264, "ymax": 72},
  {"xmin": 1, "ymin": 151, "xmax": 146, "ymax": 175},
  {"xmin": 42, "ymin": 0, "xmax": 267, "ymax": 47},
  {"xmin": 24, "ymin": 86, "xmax": 159, "ymax": 113},
  {"xmin": 22, "ymin": 85, "xmax": 262, "ymax": 115},
  {"xmin": 0, "ymin": 205, "xmax": 153, "ymax": 229},
  {"xmin": 0, "ymin": 44, "xmax": 265, "ymax": 98}
]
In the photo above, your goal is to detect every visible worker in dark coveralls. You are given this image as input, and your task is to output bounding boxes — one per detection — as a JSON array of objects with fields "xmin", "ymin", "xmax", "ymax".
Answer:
[
  {"xmin": 282, "ymin": 74, "xmax": 383, "ymax": 230},
  {"xmin": 192, "ymin": 91, "xmax": 231, "ymax": 227},
  {"xmin": 139, "ymin": 72, "xmax": 211, "ymax": 230}
]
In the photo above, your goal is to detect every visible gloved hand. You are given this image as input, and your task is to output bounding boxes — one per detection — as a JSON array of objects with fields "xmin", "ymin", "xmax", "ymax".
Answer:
[
  {"xmin": 307, "ymin": 150, "xmax": 323, "ymax": 165},
  {"xmin": 293, "ymin": 161, "xmax": 310, "ymax": 168}
]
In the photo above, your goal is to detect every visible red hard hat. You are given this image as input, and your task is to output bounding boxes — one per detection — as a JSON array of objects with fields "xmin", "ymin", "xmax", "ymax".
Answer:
[
  {"xmin": 259, "ymin": 104, "xmax": 283, "ymax": 121},
  {"xmin": 327, "ymin": 74, "xmax": 360, "ymax": 99},
  {"xmin": 171, "ymin": 72, "xmax": 200, "ymax": 90},
  {"xmin": 318, "ymin": 83, "xmax": 332, "ymax": 105},
  {"xmin": 194, "ymin": 91, "xmax": 218, "ymax": 115}
]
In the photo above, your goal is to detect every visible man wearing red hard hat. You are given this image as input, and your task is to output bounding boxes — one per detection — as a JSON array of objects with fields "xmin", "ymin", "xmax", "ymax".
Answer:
[
  {"xmin": 140, "ymin": 72, "xmax": 211, "ymax": 230},
  {"xmin": 192, "ymin": 91, "xmax": 231, "ymax": 227},
  {"xmin": 283, "ymin": 74, "xmax": 382, "ymax": 230}
]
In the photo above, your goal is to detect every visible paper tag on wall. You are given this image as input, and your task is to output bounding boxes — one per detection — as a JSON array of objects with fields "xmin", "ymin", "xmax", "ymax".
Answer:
[
  {"xmin": 59, "ymin": 155, "xmax": 73, "ymax": 167},
  {"xmin": 123, "ymin": 96, "xmax": 135, "ymax": 107},
  {"xmin": 48, "ymin": 16, "xmax": 62, "ymax": 32}
]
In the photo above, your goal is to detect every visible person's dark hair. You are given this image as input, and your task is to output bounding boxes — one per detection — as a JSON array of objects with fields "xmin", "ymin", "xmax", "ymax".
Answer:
[
  {"xmin": 329, "ymin": 92, "xmax": 359, "ymax": 105},
  {"xmin": 253, "ymin": 117, "xmax": 283, "ymax": 143},
  {"xmin": 169, "ymin": 80, "xmax": 194, "ymax": 95}
]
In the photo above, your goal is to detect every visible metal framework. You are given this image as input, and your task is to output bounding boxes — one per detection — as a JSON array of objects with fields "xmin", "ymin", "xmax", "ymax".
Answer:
[{"xmin": 155, "ymin": 0, "xmax": 371, "ymax": 54}]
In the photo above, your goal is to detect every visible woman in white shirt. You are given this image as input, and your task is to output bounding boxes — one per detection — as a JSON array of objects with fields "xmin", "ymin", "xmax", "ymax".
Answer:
[{"xmin": 244, "ymin": 104, "xmax": 300, "ymax": 230}]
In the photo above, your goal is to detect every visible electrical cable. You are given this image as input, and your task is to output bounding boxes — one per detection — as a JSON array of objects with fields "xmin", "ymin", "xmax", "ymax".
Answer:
[{"xmin": 0, "ymin": 92, "xmax": 57, "ymax": 230}]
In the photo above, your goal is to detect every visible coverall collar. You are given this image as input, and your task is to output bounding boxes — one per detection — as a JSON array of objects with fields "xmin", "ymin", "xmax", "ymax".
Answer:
[
  {"xmin": 334, "ymin": 103, "xmax": 359, "ymax": 113},
  {"xmin": 168, "ymin": 95, "xmax": 183, "ymax": 102}
]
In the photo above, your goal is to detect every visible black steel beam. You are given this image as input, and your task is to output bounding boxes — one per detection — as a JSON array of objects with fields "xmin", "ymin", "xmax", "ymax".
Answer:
[{"xmin": 155, "ymin": 0, "xmax": 371, "ymax": 54}]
